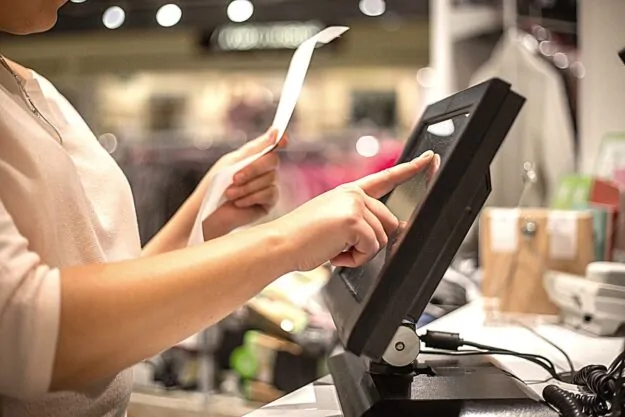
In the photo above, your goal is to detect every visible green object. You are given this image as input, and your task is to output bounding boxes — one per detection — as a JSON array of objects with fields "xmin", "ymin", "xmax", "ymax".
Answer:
[
  {"xmin": 551, "ymin": 175, "xmax": 593, "ymax": 209},
  {"xmin": 594, "ymin": 132, "xmax": 625, "ymax": 179},
  {"xmin": 230, "ymin": 346, "xmax": 258, "ymax": 380},
  {"xmin": 588, "ymin": 207, "xmax": 608, "ymax": 261}
]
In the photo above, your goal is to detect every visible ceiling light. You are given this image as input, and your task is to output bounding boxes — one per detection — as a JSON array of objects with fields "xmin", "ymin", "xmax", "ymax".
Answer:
[
  {"xmin": 102, "ymin": 6, "xmax": 125, "ymax": 30},
  {"xmin": 554, "ymin": 52, "xmax": 570, "ymax": 69},
  {"xmin": 356, "ymin": 135, "xmax": 380, "ymax": 158},
  {"xmin": 156, "ymin": 4, "xmax": 182, "ymax": 28},
  {"xmin": 359, "ymin": 0, "xmax": 386, "ymax": 17},
  {"xmin": 70, "ymin": 0, "xmax": 87, "ymax": 3},
  {"xmin": 227, "ymin": 0, "xmax": 254, "ymax": 23}
]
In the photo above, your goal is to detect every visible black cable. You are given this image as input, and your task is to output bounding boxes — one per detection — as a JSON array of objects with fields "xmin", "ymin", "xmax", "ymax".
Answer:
[
  {"xmin": 420, "ymin": 331, "xmax": 564, "ymax": 381},
  {"xmin": 572, "ymin": 365, "xmax": 615, "ymax": 401},
  {"xmin": 420, "ymin": 349, "xmax": 562, "ymax": 381},
  {"xmin": 543, "ymin": 385, "xmax": 587, "ymax": 417},
  {"xmin": 461, "ymin": 341, "xmax": 561, "ymax": 376},
  {"xmin": 608, "ymin": 350, "xmax": 625, "ymax": 376},
  {"xmin": 569, "ymin": 391, "xmax": 610, "ymax": 417},
  {"xmin": 513, "ymin": 320, "xmax": 576, "ymax": 375},
  {"xmin": 613, "ymin": 343, "xmax": 625, "ymax": 417}
]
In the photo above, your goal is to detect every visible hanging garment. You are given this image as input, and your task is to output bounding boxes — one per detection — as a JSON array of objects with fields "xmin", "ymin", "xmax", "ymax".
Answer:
[{"xmin": 470, "ymin": 30, "xmax": 576, "ymax": 208}]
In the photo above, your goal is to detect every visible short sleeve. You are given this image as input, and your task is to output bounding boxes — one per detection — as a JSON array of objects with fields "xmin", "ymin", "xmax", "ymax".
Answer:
[{"xmin": 0, "ymin": 198, "xmax": 60, "ymax": 399}]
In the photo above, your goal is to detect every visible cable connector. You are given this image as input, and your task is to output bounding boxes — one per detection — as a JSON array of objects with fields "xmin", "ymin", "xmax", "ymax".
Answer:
[{"xmin": 421, "ymin": 330, "xmax": 464, "ymax": 351}]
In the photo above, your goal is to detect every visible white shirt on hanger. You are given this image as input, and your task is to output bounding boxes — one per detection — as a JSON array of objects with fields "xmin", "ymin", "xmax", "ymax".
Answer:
[{"xmin": 470, "ymin": 30, "xmax": 576, "ymax": 208}]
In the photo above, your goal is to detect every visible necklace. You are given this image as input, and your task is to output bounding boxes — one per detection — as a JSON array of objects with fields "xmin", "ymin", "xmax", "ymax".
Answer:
[{"xmin": 0, "ymin": 55, "xmax": 63, "ymax": 144}]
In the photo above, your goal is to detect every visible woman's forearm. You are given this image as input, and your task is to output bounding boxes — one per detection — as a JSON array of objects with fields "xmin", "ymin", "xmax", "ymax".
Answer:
[
  {"xmin": 142, "ymin": 190, "xmax": 203, "ymax": 256},
  {"xmin": 52, "ymin": 223, "xmax": 292, "ymax": 391}
]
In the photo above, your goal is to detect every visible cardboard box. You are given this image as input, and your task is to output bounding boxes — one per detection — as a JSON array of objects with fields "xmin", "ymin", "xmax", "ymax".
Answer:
[{"xmin": 480, "ymin": 208, "xmax": 595, "ymax": 314}]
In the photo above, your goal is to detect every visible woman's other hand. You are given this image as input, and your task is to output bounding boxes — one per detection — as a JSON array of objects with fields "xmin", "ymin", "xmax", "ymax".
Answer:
[
  {"xmin": 272, "ymin": 150, "xmax": 435, "ymax": 272},
  {"xmin": 200, "ymin": 128, "xmax": 286, "ymax": 238}
]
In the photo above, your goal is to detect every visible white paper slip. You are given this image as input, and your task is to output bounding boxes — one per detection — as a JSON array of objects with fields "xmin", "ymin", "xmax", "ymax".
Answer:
[
  {"xmin": 489, "ymin": 208, "xmax": 520, "ymax": 253},
  {"xmin": 188, "ymin": 26, "xmax": 349, "ymax": 246},
  {"xmin": 547, "ymin": 211, "xmax": 579, "ymax": 259}
]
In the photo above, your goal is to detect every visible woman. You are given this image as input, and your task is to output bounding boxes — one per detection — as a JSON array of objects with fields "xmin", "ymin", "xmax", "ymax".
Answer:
[{"xmin": 0, "ymin": 0, "xmax": 435, "ymax": 415}]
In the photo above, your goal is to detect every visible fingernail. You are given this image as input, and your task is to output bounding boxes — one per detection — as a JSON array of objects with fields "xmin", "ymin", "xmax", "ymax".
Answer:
[{"xmin": 417, "ymin": 150, "xmax": 434, "ymax": 159}]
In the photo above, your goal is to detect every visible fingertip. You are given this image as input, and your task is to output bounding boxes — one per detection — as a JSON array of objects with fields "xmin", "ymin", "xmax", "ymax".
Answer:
[
  {"xmin": 415, "ymin": 150, "xmax": 434, "ymax": 161},
  {"xmin": 225, "ymin": 187, "xmax": 237, "ymax": 199}
]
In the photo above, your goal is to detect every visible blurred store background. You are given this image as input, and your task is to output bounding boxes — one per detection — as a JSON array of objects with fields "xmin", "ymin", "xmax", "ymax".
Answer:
[
  {"xmin": 3, "ymin": 0, "xmax": 433, "ymax": 244},
  {"xmin": 7, "ymin": 0, "xmax": 623, "ymax": 415}
]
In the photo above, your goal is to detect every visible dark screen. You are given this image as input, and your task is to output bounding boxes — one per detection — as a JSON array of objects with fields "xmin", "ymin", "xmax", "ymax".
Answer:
[{"xmin": 339, "ymin": 113, "xmax": 470, "ymax": 301}]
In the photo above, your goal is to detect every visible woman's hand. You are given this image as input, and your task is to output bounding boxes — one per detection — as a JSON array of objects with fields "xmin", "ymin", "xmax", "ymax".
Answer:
[
  {"xmin": 200, "ymin": 128, "xmax": 286, "ymax": 239},
  {"xmin": 143, "ymin": 128, "xmax": 286, "ymax": 256},
  {"xmin": 272, "ymin": 150, "xmax": 436, "ymax": 272}
]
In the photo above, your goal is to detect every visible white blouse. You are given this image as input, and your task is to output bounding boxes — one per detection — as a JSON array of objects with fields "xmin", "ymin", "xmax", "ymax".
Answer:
[{"xmin": 0, "ymin": 64, "xmax": 141, "ymax": 416}]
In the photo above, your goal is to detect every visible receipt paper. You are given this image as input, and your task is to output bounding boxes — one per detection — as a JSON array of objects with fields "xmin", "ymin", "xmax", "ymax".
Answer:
[{"xmin": 188, "ymin": 26, "xmax": 349, "ymax": 246}]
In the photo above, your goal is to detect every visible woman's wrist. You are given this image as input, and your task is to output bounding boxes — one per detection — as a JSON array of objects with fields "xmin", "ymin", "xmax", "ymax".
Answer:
[{"xmin": 252, "ymin": 222, "xmax": 298, "ymax": 275}]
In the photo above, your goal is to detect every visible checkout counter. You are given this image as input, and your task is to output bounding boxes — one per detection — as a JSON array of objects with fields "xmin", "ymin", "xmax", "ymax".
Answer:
[
  {"xmin": 247, "ymin": 78, "xmax": 625, "ymax": 417},
  {"xmin": 247, "ymin": 300, "xmax": 624, "ymax": 416}
]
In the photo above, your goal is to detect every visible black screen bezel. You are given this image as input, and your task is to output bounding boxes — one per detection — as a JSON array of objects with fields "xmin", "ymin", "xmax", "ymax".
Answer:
[{"xmin": 322, "ymin": 78, "xmax": 525, "ymax": 361}]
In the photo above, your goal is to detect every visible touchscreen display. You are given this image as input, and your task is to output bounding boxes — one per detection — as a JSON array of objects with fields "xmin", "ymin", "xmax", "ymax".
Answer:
[{"xmin": 339, "ymin": 113, "xmax": 470, "ymax": 301}]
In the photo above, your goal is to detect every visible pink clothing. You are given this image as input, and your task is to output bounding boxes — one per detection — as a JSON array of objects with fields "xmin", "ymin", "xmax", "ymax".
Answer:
[{"xmin": 0, "ymin": 65, "xmax": 141, "ymax": 415}]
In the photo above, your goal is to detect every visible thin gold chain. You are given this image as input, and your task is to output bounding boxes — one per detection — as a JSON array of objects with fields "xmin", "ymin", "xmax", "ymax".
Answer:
[{"xmin": 0, "ymin": 55, "xmax": 63, "ymax": 144}]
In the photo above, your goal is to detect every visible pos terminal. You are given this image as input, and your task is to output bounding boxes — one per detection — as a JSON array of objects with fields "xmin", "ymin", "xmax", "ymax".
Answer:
[{"xmin": 322, "ymin": 79, "xmax": 558, "ymax": 416}]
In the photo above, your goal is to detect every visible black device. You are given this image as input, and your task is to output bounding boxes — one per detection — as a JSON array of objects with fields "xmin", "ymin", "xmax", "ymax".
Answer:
[
  {"xmin": 322, "ymin": 78, "xmax": 558, "ymax": 416},
  {"xmin": 619, "ymin": 47, "xmax": 625, "ymax": 65}
]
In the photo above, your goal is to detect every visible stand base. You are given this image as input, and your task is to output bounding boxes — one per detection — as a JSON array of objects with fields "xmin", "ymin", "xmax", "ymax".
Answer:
[{"xmin": 329, "ymin": 351, "xmax": 558, "ymax": 417}]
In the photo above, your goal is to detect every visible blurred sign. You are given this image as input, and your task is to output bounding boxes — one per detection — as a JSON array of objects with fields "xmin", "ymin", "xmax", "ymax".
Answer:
[{"xmin": 211, "ymin": 22, "xmax": 326, "ymax": 51}]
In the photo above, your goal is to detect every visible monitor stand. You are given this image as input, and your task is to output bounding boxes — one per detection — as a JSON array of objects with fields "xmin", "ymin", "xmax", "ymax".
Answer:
[{"xmin": 328, "ymin": 330, "xmax": 558, "ymax": 417}]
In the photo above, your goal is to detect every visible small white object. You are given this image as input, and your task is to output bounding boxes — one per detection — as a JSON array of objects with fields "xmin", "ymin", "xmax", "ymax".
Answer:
[
  {"xmin": 280, "ymin": 319, "xmax": 295, "ymax": 333},
  {"xmin": 545, "ymin": 266, "xmax": 625, "ymax": 336},
  {"xmin": 382, "ymin": 326, "xmax": 420, "ymax": 367},
  {"xmin": 359, "ymin": 0, "xmax": 386, "ymax": 17},
  {"xmin": 102, "ymin": 6, "xmax": 125, "ymax": 30},
  {"xmin": 227, "ymin": 0, "xmax": 254, "ymax": 23},
  {"xmin": 587, "ymin": 262, "xmax": 625, "ymax": 285},
  {"xmin": 488, "ymin": 209, "xmax": 520, "ymax": 253},
  {"xmin": 156, "ymin": 4, "xmax": 182, "ymax": 28},
  {"xmin": 188, "ymin": 26, "xmax": 349, "ymax": 246},
  {"xmin": 547, "ymin": 211, "xmax": 578, "ymax": 259}
]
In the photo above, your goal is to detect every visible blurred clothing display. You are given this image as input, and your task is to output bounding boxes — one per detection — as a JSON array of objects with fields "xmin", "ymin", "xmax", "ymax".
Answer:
[
  {"xmin": 470, "ymin": 30, "xmax": 575, "ymax": 208},
  {"xmin": 123, "ymin": 163, "xmax": 205, "ymax": 245}
]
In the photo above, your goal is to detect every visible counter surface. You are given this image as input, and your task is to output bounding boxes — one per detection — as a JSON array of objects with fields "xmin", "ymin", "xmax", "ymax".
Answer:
[{"xmin": 246, "ymin": 300, "xmax": 624, "ymax": 417}]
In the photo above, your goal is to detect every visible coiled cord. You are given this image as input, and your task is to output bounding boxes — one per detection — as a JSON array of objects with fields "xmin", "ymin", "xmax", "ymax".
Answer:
[
  {"xmin": 568, "ymin": 391, "xmax": 610, "ymax": 417},
  {"xmin": 573, "ymin": 365, "xmax": 616, "ymax": 402},
  {"xmin": 543, "ymin": 385, "xmax": 586, "ymax": 417}
]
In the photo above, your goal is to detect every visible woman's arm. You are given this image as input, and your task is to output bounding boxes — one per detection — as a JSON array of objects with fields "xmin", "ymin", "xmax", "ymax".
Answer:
[
  {"xmin": 0, "ymin": 155, "xmax": 430, "ymax": 398},
  {"xmin": 53, "ymin": 223, "xmax": 291, "ymax": 391},
  {"xmin": 53, "ymin": 154, "xmax": 433, "ymax": 392}
]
